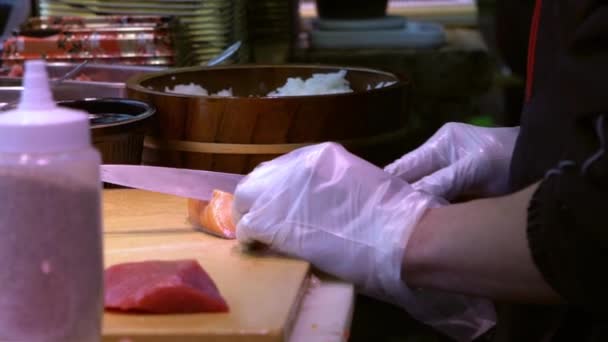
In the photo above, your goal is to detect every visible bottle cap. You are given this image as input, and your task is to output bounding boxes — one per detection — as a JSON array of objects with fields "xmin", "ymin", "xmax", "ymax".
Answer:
[{"xmin": 0, "ymin": 60, "xmax": 90, "ymax": 153}]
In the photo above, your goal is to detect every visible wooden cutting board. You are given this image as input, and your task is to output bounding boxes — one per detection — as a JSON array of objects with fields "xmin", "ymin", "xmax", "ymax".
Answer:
[{"xmin": 102, "ymin": 189, "xmax": 310, "ymax": 342}]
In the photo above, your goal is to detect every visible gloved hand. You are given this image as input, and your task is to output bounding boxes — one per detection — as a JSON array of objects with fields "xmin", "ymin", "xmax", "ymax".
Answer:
[
  {"xmin": 233, "ymin": 142, "xmax": 495, "ymax": 341},
  {"xmin": 385, "ymin": 123, "xmax": 519, "ymax": 201}
]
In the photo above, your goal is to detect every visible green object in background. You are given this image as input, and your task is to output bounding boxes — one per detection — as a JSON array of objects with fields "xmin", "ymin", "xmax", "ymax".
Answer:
[{"xmin": 468, "ymin": 115, "xmax": 495, "ymax": 127}]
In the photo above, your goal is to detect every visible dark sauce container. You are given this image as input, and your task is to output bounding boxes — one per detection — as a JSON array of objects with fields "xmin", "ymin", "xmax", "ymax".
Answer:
[{"xmin": 57, "ymin": 98, "xmax": 155, "ymax": 165}]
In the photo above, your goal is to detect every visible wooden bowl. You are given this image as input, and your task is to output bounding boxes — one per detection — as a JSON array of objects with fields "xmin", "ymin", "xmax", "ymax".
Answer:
[{"xmin": 126, "ymin": 64, "xmax": 410, "ymax": 174}]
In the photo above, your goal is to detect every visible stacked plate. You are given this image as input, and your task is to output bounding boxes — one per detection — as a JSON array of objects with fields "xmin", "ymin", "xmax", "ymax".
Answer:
[{"xmin": 37, "ymin": 0, "xmax": 249, "ymax": 65}]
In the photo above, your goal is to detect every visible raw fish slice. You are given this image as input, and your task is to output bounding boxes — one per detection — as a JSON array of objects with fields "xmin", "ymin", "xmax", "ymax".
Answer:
[
  {"xmin": 104, "ymin": 259, "xmax": 229, "ymax": 313},
  {"xmin": 187, "ymin": 190, "xmax": 236, "ymax": 239},
  {"xmin": 187, "ymin": 197, "xmax": 209, "ymax": 224}
]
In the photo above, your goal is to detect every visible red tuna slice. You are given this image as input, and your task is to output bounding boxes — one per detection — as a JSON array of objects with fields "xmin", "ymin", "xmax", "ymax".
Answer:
[{"xmin": 104, "ymin": 259, "xmax": 229, "ymax": 313}]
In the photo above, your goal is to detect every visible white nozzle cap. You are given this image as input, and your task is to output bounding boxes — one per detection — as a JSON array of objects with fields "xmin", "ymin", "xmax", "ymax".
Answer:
[{"xmin": 0, "ymin": 60, "xmax": 90, "ymax": 153}]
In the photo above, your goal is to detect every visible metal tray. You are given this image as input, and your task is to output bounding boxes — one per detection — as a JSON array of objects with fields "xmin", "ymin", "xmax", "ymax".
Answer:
[{"xmin": 0, "ymin": 62, "xmax": 166, "ymax": 105}]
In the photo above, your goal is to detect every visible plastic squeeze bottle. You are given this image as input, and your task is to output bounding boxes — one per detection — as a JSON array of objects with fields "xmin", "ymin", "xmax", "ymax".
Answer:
[{"xmin": 0, "ymin": 60, "xmax": 103, "ymax": 341}]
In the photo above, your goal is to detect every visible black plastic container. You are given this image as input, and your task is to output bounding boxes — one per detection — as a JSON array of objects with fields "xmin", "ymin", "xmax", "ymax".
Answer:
[
  {"xmin": 57, "ymin": 98, "xmax": 155, "ymax": 165},
  {"xmin": 315, "ymin": 0, "xmax": 389, "ymax": 19}
]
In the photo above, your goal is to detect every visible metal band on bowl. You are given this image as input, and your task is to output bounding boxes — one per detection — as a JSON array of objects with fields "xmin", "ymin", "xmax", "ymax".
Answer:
[{"xmin": 143, "ymin": 126, "xmax": 408, "ymax": 155}]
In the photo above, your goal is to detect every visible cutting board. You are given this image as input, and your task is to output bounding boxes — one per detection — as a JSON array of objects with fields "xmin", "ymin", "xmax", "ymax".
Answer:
[{"xmin": 102, "ymin": 189, "xmax": 310, "ymax": 342}]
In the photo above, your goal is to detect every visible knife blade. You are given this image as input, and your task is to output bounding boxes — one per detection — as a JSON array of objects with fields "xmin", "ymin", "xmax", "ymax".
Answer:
[{"xmin": 101, "ymin": 165, "xmax": 245, "ymax": 201}]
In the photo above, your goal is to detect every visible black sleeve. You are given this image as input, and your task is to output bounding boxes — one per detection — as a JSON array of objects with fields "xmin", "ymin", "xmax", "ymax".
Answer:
[
  {"xmin": 556, "ymin": 0, "xmax": 608, "ymax": 117},
  {"xmin": 527, "ymin": 114, "xmax": 608, "ymax": 312}
]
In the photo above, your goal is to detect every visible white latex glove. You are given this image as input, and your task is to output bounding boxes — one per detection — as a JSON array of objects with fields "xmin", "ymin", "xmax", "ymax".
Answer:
[
  {"xmin": 233, "ymin": 142, "xmax": 495, "ymax": 341},
  {"xmin": 385, "ymin": 123, "xmax": 519, "ymax": 201}
]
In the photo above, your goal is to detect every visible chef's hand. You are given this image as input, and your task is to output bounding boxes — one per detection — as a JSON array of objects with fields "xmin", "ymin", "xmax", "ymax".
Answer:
[
  {"xmin": 233, "ymin": 142, "xmax": 495, "ymax": 341},
  {"xmin": 385, "ymin": 123, "xmax": 519, "ymax": 201}
]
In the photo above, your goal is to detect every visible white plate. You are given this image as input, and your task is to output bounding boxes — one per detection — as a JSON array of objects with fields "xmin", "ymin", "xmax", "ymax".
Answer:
[{"xmin": 311, "ymin": 20, "xmax": 446, "ymax": 49}]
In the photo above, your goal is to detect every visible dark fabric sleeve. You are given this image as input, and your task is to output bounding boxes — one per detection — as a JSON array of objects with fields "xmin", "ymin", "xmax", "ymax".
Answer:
[
  {"xmin": 555, "ymin": 0, "xmax": 608, "ymax": 118},
  {"xmin": 527, "ymin": 114, "xmax": 608, "ymax": 312}
]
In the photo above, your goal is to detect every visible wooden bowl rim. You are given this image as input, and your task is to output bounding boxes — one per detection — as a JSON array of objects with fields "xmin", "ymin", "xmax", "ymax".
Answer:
[{"xmin": 126, "ymin": 64, "xmax": 408, "ymax": 100}]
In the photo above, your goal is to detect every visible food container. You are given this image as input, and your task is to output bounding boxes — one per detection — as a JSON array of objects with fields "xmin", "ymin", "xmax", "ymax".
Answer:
[
  {"xmin": 35, "ymin": 2, "xmax": 247, "ymax": 65},
  {"xmin": 0, "ymin": 62, "xmax": 165, "ymax": 101},
  {"xmin": 17, "ymin": 62, "xmax": 163, "ymax": 82},
  {"xmin": 2, "ymin": 15, "xmax": 189, "ymax": 67},
  {"xmin": 57, "ymin": 98, "xmax": 155, "ymax": 165},
  {"xmin": 126, "ymin": 64, "xmax": 410, "ymax": 174}
]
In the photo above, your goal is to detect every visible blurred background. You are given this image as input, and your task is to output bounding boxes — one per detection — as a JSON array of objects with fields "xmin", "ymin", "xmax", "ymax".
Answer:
[{"xmin": 0, "ymin": 0, "xmax": 531, "ymax": 142}]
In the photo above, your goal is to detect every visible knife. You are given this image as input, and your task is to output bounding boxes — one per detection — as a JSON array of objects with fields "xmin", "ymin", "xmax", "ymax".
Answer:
[{"xmin": 101, "ymin": 165, "xmax": 245, "ymax": 201}]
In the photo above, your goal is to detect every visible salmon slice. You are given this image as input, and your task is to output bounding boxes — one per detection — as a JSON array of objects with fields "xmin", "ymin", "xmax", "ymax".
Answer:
[
  {"xmin": 104, "ymin": 259, "xmax": 229, "ymax": 313},
  {"xmin": 187, "ymin": 190, "xmax": 236, "ymax": 239}
]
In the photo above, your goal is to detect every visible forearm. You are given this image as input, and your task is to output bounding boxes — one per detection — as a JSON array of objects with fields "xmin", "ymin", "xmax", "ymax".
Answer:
[{"xmin": 403, "ymin": 183, "xmax": 561, "ymax": 304}]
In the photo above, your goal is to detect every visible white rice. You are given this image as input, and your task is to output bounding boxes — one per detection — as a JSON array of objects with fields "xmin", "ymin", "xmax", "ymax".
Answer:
[
  {"xmin": 164, "ymin": 70, "xmax": 394, "ymax": 97},
  {"xmin": 267, "ymin": 69, "xmax": 352, "ymax": 97},
  {"xmin": 164, "ymin": 82, "xmax": 233, "ymax": 97},
  {"xmin": 366, "ymin": 81, "xmax": 397, "ymax": 90},
  {"xmin": 214, "ymin": 88, "xmax": 234, "ymax": 97}
]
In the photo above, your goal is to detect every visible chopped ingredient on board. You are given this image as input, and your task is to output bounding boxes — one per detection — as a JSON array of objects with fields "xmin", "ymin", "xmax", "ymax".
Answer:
[
  {"xmin": 188, "ymin": 190, "xmax": 236, "ymax": 239},
  {"xmin": 104, "ymin": 259, "xmax": 229, "ymax": 313}
]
